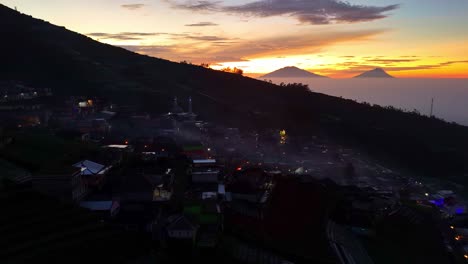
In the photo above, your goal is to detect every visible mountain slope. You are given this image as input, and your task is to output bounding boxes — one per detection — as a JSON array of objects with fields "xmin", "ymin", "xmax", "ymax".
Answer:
[
  {"xmin": 1, "ymin": 4, "xmax": 468, "ymax": 179},
  {"xmin": 261, "ymin": 66, "xmax": 327, "ymax": 78},
  {"xmin": 354, "ymin": 68, "xmax": 394, "ymax": 78}
]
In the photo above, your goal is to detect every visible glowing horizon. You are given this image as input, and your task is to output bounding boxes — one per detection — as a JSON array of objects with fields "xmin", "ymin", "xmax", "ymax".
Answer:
[{"xmin": 2, "ymin": 0, "xmax": 468, "ymax": 78}]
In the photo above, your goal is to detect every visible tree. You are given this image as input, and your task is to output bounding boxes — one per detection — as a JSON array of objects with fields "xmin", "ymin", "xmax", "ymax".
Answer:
[
  {"xmin": 200, "ymin": 63, "xmax": 210, "ymax": 68},
  {"xmin": 221, "ymin": 67, "xmax": 243, "ymax": 75},
  {"xmin": 278, "ymin": 82, "xmax": 310, "ymax": 93}
]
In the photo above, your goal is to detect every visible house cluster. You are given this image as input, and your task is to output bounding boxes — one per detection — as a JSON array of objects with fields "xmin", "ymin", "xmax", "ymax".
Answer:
[
  {"xmin": 15, "ymin": 94, "xmax": 230, "ymax": 254},
  {"xmin": 2, "ymin": 87, "xmax": 403, "ymax": 263},
  {"xmin": 0, "ymin": 81, "xmax": 52, "ymax": 103},
  {"xmin": 0, "ymin": 81, "xmax": 53, "ymax": 127},
  {"xmin": 224, "ymin": 167, "xmax": 273, "ymax": 220},
  {"xmin": 332, "ymin": 185, "xmax": 399, "ymax": 237},
  {"xmin": 31, "ymin": 151, "xmax": 120, "ymax": 203},
  {"xmin": 163, "ymin": 150, "xmax": 225, "ymax": 249}
]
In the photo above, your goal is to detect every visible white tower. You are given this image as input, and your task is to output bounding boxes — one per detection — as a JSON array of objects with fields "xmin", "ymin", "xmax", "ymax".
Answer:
[{"xmin": 188, "ymin": 96, "xmax": 193, "ymax": 114}]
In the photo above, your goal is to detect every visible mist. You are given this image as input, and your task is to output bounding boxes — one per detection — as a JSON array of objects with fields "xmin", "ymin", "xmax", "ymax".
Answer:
[{"xmin": 265, "ymin": 78, "xmax": 468, "ymax": 126}]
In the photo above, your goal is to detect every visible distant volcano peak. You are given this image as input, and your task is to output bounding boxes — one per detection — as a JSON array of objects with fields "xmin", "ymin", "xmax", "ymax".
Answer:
[
  {"xmin": 354, "ymin": 68, "xmax": 394, "ymax": 78},
  {"xmin": 261, "ymin": 66, "xmax": 327, "ymax": 78}
]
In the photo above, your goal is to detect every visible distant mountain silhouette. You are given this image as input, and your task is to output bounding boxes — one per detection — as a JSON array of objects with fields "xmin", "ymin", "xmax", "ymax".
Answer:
[
  {"xmin": 261, "ymin": 66, "xmax": 327, "ymax": 78},
  {"xmin": 354, "ymin": 68, "xmax": 394, "ymax": 78}
]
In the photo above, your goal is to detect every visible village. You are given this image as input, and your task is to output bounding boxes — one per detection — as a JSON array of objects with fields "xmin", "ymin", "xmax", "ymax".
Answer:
[{"xmin": 2, "ymin": 80, "xmax": 468, "ymax": 263}]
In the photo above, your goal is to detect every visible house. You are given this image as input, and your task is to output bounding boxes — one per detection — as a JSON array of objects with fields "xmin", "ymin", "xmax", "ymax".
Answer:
[
  {"xmin": 191, "ymin": 159, "xmax": 221, "ymax": 183},
  {"xmin": 115, "ymin": 203, "xmax": 155, "ymax": 232},
  {"xmin": 153, "ymin": 185, "xmax": 172, "ymax": 201},
  {"xmin": 32, "ymin": 167, "xmax": 89, "ymax": 202},
  {"xmin": 225, "ymin": 168, "xmax": 273, "ymax": 219},
  {"xmin": 166, "ymin": 214, "xmax": 198, "ymax": 240},
  {"xmin": 227, "ymin": 168, "xmax": 270, "ymax": 203},
  {"xmin": 79, "ymin": 200, "xmax": 120, "ymax": 218},
  {"xmin": 192, "ymin": 169, "xmax": 219, "ymax": 183},
  {"xmin": 73, "ymin": 159, "xmax": 112, "ymax": 187},
  {"xmin": 103, "ymin": 144, "xmax": 134, "ymax": 153},
  {"xmin": 182, "ymin": 144, "xmax": 209, "ymax": 159},
  {"xmin": 183, "ymin": 201, "xmax": 222, "ymax": 248}
]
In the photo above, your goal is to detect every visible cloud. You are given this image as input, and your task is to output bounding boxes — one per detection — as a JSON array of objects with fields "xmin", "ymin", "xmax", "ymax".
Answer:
[
  {"xmin": 121, "ymin": 45, "xmax": 175, "ymax": 55},
  {"xmin": 185, "ymin": 22, "xmax": 219, "ymax": 27},
  {"xmin": 117, "ymin": 28, "xmax": 386, "ymax": 65},
  {"xmin": 215, "ymin": 29, "xmax": 387, "ymax": 59},
  {"xmin": 87, "ymin": 32, "xmax": 237, "ymax": 43},
  {"xmin": 320, "ymin": 59, "xmax": 468, "ymax": 75},
  {"xmin": 167, "ymin": 0, "xmax": 399, "ymax": 24},
  {"xmin": 388, "ymin": 60, "xmax": 468, "ymax": 71},
  {"xmin": 87, "ymin": 32, "xmax": 161, "ymax": 41},
  {"xmin": 120, "ymin": 45, "xmax": 248, "ymax": 63},
  {"xmin": 167, "ymin": 0, "xmax": 219, "ymax": 11},
  {"xmin": 438, "ymin": 60, "xmax": 468, "ymax": 67},
  {"xmin": 121, "ymin": 4, "xmax": 146, "ymax": 10},
  {"xmin": 186, "ymin": 35, "xmax": 231, "ymax": 41},
  {"xmin": 365, "ymin": 58, "xmax": 419, "ymax": 64}
]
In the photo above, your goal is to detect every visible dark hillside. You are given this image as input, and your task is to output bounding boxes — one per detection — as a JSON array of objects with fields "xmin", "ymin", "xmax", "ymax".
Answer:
[{"xmin": 1, "ymin": 4, "xmax": 468, "ymax": 179}]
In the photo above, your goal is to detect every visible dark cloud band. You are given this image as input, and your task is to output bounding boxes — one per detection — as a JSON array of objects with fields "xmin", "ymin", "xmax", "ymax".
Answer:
[
  {"xmin": 167, "ymin": 0, "xmax": 399, "ymax": 24},
  {"xmin": 185, "ymin": 22, "xmax": 219, "ymax": 26},
  {"xmin": 121, "ymin": 4, "xmax": 146, "ymax": 10}
]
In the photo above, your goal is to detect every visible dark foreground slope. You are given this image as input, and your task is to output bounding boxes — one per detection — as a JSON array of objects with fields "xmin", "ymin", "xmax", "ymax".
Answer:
[
  {"xmin": 0, "ymin": 183, "xmax": 149, "ymax": 263},
  {"xmin": 1, "ymin": 4, "xmax": 468, "ymax": 179}
]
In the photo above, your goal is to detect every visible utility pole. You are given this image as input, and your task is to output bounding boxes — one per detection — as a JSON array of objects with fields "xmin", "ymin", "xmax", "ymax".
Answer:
[{"xmin": 430, "ymin": 97, "xmax": 434, "ymax": 117}]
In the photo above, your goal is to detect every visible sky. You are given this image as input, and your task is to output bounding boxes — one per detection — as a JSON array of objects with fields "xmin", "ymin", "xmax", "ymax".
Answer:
[{"xmin": 2, "ymin": 0, "xmax": 468, "ymax": 78}]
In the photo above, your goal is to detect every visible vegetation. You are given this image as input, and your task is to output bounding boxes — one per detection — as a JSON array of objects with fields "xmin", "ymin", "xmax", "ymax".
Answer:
[
  {"xmin": 220, "ymin": 67, "xmax": 244, "ymax": 75},
  {"xmin": 278, "ymin": 82, "xmax": 310, "ymax": 92},
  {"xmin": 0, "ymin": 129, "xmax": 98, "ymax": 173}
]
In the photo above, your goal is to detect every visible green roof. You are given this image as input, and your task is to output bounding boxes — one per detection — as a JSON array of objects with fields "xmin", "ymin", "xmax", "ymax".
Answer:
[
  {"xmin": 184, "ymin": 205, "xmax": 201, "ymax": 215},
  {"xmin": 183, "ymin": 204, "xmax": 219, "ymax": 224}
]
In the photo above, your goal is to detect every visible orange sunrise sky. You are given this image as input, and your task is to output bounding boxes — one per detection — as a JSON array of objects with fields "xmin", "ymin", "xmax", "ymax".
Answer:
[{"xmin": 2, "ymin": 0, "xmax": 468, "ymax": 78}]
